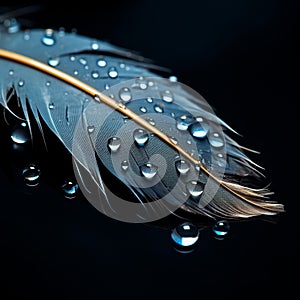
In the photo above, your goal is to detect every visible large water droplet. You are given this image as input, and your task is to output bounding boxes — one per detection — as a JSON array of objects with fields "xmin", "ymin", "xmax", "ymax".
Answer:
[
  {"xmin": 41, "ymin": 29, "xmax": 56, "ymax": 46},
  {"xmin": 186, "ymin": 180, "xmax": 204, "ymax": 199},
  {"xmin": 209, "ymin": 132, "xmax": 224, "ymax": 148},
  {"xmin": 108, "ymin": 137, "xmax": 121, "ymax": 152},
  {"xmin": 119, "ymin": 87, "xmax": 132, "ymax": 102},
  {"xmin": 161, "ymin": 90, "xmax": 173, "ymax": 103},
  {"xmin": 108, "ymin": 67, "xmax": 118, "ymax": 78},
  {"xmin": 212, "ymin": 220, "xmax": 230, "ymax": 238},
  {"xmin": 11, "ymin": 122, "xmax": 30, "ymax": 144},
  {"xmin": 133, "ymin": 129, "xmax": 149, "ymax": 146},
  {"xmin": 97, "ymin": 58, "xmax": 107, "ymax": 67},
  {"xmin": 175, "ymin": 160, "xmax": 191, "ymax": 175},
  {"xmin": 62, "ymin": 180, "xmax": 79, "ymax": 199},
  {"xmin": 140, "ymin": 163, "xmax": 158, "ymax": 179},
  {"xmin": 171, "ymin": 222, "xmax": 199, "ymax": 247},
  {"xmin": 48, "ymin": 57, "xmax": 60, "ymax": 67},
  {"xmin": 189, "ymin": 122, "xmax": 208, "ymax": 138},
  {"xmin": 121, "ymin": 160, "xmax": 129, "ymax": 171},
  {"xmin": 22, "ymin": 164, "xmax": 41, "ymax": 186}
]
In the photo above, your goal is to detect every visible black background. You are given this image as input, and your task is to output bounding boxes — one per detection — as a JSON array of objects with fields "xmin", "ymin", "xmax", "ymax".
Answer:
[{"xmin": 0, "ymin": 1, "xmax": 298, "ymax": 299}]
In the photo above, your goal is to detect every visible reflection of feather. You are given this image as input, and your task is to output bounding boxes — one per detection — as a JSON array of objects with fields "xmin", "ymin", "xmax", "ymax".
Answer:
[{"xmin": 0, "ymin": 12, "xmax": 284, "ymax": 223}]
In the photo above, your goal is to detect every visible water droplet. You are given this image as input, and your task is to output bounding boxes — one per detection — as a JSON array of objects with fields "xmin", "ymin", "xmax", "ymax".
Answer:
[
  {"xmin": 22, "ymin": 164, "xmax": 41, "ymax": 186},
  {"xmin": 119, "ymin": 87, "xmax": 132, "ymax": 102},
  {"xmin": 176, "ymin": 115, "xmax": 194, "ymax": 131},
  {"xmin": 4, "ymin": 18, "xmax": 20, "ymax": 33},
  {"xmin": 119, "ymin": 63, "xmax": 125, "ymax": 68},
  {"xmin": 48, "ymin": 57, "xmax": 60, "ymax": 67},
  {"xmin": 104, "ymin": 83, "xmax": 110, "ymax": 90},
  {"xmin": 186, "ymin": 180, "xmax": 204, "ymax": 199},
  {"xmin": 23, "ymin": 30, "xmax": 31, "ymax": 40},
  {"xmin": 79, "ymin": 57, "xmax": 87, "ymax": 65},
  {"xmin": 8, "ymin": 70, "xmax": 14, "ymax": 76},
  {"xmin": 189, "ymin": 122, "xmax": 208, "ymax": 138},
  {"xmin": 140, "ymin": 163, "xmax": 158, "ymax": 179},
  {"xmin": 147, "ymin": 97, "xmax": 153, "ymax": 103},
  {"xmin": 121, "ymin": 160, "xmax": 129, "ymax": 171},
  {"xmin": 10, "ymin": 122, "xmax": 30, "ymax": 144},
  {"xmin": 147, "ymin": 119, "xmax": 156, "ymax": 126},
  {"xmin": 70, "ymin": 55, "xmax": 76, "ymax": 61},
  {"xmin": 161, "ymin": 90, "xmax": 173, "ymax": 103},
  {"xmin": 91, "ymin": 41, "xmax": 99, "ymax": 50},
  {"xmin": 73, "ymin": 70, "xmax": 79, "ymax": 76},
  {"xmin": 169, "ymin": 136, "xmax": 178, "ymax": 144},
  {"xmin": 133, "ymin": 129, "xmax": 149, "ymax": 146},
  {"xmin": 46, "ymin": 81, "xmax": 51, "ymax": 87},
  {"xmin": 212, "ymin": 220, "xmax": 230, "ymax": 238},
  {"xmin": 91, "ymin": 70, "xmax": 99, "ymax": 79},
  {"xmin": 108, "ymin": 137, "xmax": 121, "ymax": 152},
  {"xmin": 136, "ymin": 76, "xmax": 148, "ymax": 89},
  {"xmin": 97, "ymin": 58, "xmax": 107, "ymax": 67},
  {"xmin": 169, "ymin": 76, "xmax": 178, "ymax": 82},
  {"xmin": 175, "ymin": 160, "xmax": 191, "ymax": 175},
  {"xmin": 140, "ymin": 107, "xmax": 147, "ymax": 113},
  {"xmin": 171, "ymin": 222, "xmax": 199, "ymax": 247},
  {"xmin": 48, "ymin": 103, "xmax": 55, "ymax": 109},
  {"xmin": 108, "ymin": 67, "xmax": 118, "ymax": 78},
  {"xmin": 18, "ymin": 80, "xmax": 24, "ymax": 87},
  {"xmin": 154, "ymin": 104, "xmax": 164, "ymax": 113},
  {"xmin": 87, "ymin": 125, "xmax": 95, "ymax": 134},
  {"xmin": 62, "ymin": 180, "xmax": 79, "ymax": 199},
  {"xmin": 209, "ymin": 132, "xmax": 224, "ymax": 148},
  {"xmin": 41, "ymin": 29, "xmax": 56, "ymax": 46}
]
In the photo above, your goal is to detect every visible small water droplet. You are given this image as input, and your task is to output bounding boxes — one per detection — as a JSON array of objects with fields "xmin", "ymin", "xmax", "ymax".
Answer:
[
  {"xmin": 18, "ymin": 80, "xmax": 24, "ymax": 87},
  {"xmin": 41, "ymin": 29, "xmax": 56, "ymax": 46},
  {"xmin": 104, "ymin": 83, "xmax": 110, "ymax": 90},
  {"xmin": 140, "ymin": 163, "xmax": 158, "ymax": 179},
  {"xmin": 23, "ymin": 30, "xmax": 31, "ymax": 40},
  {"xmin": 8, "ymin": 70, "xmax": 14, "ymax": 76},
  {"xmin": 87, "ymin": 125, "xmax": 95, "ymax": 134},
  {"xmin": 154, "ymin": 104, "xmax": 164, "ymax": 113},
  {"xmin": 213, "ymin": 220, "xmax": 230, "ymax": 238},
  {"xmin": 108, "ymin": 137, "xmax": 121, "ymax": 152},
  {"xmin": 175, "ymin": 160, "xmax": 191, "ymax": 175},
  {"xmin": 119, "ymin": 63, "xmax": 125, "ymax": 68},
  {"xmin": 108, "ymin": 67, "xmax": 118, "ymax": 78},
  {"xmin": 62, "ymin": 180, "xmax": 78, "ymax": 199},
  {"xmin": 140, "ymin": 107, "xmax": 147, "ymax": 113},
  {"xmin": 73, "ymin": 70, "xmax": 79, "ymax": 76},
  {"xmin": 4, "ymin": 18, "xmax": 20, "ymax": 33},
  {"xmin": 97, "ymin": 58, "xmax": 107, "ymax": 67},
  {"xmin": 79, "ymin": 57, "xmax": 87, "ymax": 65},
  {"xmin": 46, "ymin": 81, "xmax": 51, "ymax": 87},
  {"xmin": 189, "ymin": 122, "xmax": 208, "ymax": 138},
  {"xmin": 136, "ymin": 76, "xmax": 148, "ymax": 89},
  {"xmin": 91, "ymin": 41, "xmax": 99, "ymax": 50},
  {"xmin": 171, "ymin": 222, "xmax": 199, "ymax": 247},
  {"xmin": 121, "ymin": 160, "xmax": 129, "ymax": 171},
  {"xmin": 48, "ymin": 57, "xmax": 60, "ymax": 67},
  {"xmin": 147, "ymin": 119, "xmax": 156, "ymax": 126},
  {"xmin": 70, "ymin": 55, "xmax": 76, "ymax": 61},
  {"xmin": 186, "ymin": 180, "xmax": 204, "ymax": 199},
  {"xmin": 169, "ymin": 76, "xmax": 178, "ymax": 82},
  {"xmin": 48, "ymin": 103, "xmax": 55, "ymax": 109},
  {"xmin": 10, "ymin": 122, "xmax": 30, "ymax": 144},
  {"xmin": 91, "ymin": 70, "xmax": 99, "ymax": 79},
  {"xmin": 22, "ymin": 164, "xmax": 41, "ymax": 186},
  {"xmin": 209, "ymin": 132, "xmax": 224, "ymax": 148},
  {"xmin": 169, "ymin": 136, "xmax": 178, "ymax": 144},
  {"xmin": 161, "ymin": 90, "xmax": 173, "ymax": 103},
  {"xmin": 176, "ymin": 115, "xmax": 194, "ymax": 131},
  {"xmin": 147, "ymin": 97, "xmax": 153, "ymax": 103},
  {"xmin": 133, "ymin": 129, "xmax": 149, "ymax": 146},
  {"xmin": 119, "ymin": 87, "xmax": 132, "ymax": 102}
]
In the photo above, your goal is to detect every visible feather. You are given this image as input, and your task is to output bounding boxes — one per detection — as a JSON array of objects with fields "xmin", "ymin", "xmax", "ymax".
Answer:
[{"xmin": 0, "ymin": 12, "xmax": 284, "ymax": 223}]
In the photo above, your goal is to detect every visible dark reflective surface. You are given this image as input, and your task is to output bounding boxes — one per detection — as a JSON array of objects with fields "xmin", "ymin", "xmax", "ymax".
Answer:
[{"xmin": 0, "ymin": 1, "xmax": 298, "ymax": 299}]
